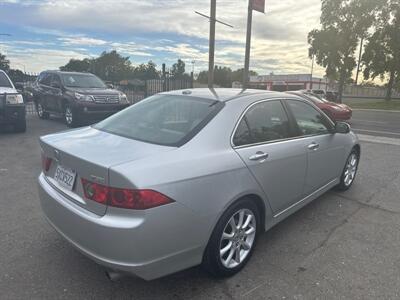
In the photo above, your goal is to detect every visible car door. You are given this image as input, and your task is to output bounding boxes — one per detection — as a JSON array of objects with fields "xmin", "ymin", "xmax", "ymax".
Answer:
[
  {"xmin": 233, "ymin": 100, "xmax": 308, "ymax": 215},
  {"xmin": 49, "ymin": 74, "xmax": 63, "ymax": 113},
  {"xmin": 37, "ymin": 73, "xmax": 51, "ymax": 110},
  {"xmin": 284, "ymin": 99, "xmax": 346, "ymax": 195}
]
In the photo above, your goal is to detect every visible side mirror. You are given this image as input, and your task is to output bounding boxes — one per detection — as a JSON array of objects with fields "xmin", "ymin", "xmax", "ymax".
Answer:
[
  {"xmin": 107, "ymin": 83, "xmax": 114, "ymax": 89},
  {"xmin": 335, "ymin": 122, "xmax": 351, "ymax": 134}
]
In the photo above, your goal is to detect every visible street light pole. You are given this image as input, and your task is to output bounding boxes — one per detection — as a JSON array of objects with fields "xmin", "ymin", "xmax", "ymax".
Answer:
[
  {"xmin": 243, "ymin": 1, "xmax": 253, "ymax": 89},
  {"xmin": 208, "ymin": 0, "xmax": 216, "ymax": 89},
  {"xmin": 195, "ymin": 2, "xmax": 233, "ymax": 89},
  {"xmin": 355, "ymin": 37, "xmax": 364, "ymax": 86},
  {"xmin": 310, "ymin": 54, "xmax": 315, "ymax": 90}
]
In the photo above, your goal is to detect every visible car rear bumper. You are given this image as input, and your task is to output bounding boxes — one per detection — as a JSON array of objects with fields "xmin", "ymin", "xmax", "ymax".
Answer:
[{"xmin": 38, "ymin": 173, "xmax": 205, "ymax": 280}]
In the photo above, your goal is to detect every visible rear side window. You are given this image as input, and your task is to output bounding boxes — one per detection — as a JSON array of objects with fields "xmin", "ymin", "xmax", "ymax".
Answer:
[
  {"xmin": 233, "ymin": 100, "xmax": 291, "ymax": 146},
  {"xmin": 286, "ymin": 100, "xmax": 331, "ymax": 136},
  {"xmin": 95, "ymin": 95, "xmax": 224, "ymax": 147}
]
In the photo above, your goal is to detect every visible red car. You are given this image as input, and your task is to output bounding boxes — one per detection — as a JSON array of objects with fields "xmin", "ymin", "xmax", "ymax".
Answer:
[{"xmin": 288, "ymin": 90, "xmax": 352, "ymax": 121}]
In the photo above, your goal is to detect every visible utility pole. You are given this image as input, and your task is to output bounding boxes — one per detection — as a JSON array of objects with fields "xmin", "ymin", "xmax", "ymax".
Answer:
[
  {"xmin": 195, "ymin": 2, "xmax": 233, "ymax": 89},
  {"xmin": 243, "ymin": 2, "xmax": 253, "ymax": 89},
  {"xmin": 243, "ymin": 0, "xmax": 265, "ymax": 89},
  {"xmin": 209, "ymin": 0, "xmax": 216, "ymax": 89},
  {"xmin": 310, "ymin": 54, "xmax": 315, "ymax": 90},
  {"xmin": 355, "ymin": 37, "xmax": 364, "ymax": 86}
]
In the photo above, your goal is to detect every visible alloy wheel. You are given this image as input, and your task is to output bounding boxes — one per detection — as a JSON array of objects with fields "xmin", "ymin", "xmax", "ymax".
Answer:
[
  {"xmin": 37, "ymin": 103, "xmax": 44, "ymax": 117},
  {"xmin": 65, "ymin": 107, "xmax": 73, "ymax": 125},
  {"xmin": 344, "ymin": 153, "xmax": 358, "ymax": 187},
  {"xmin": 219, "ymin": 209, "xmax": 256, "ymax": 269}
]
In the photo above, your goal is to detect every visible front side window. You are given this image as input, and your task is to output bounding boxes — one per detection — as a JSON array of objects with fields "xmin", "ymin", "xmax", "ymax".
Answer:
[
  {"xmin": 95, "ymin": 95, "xmax": 223, "ymax": 146},
  {"xmin": 51, "ymin": 75, "xmax": 62, "ymax": 88},
  {"xmin": 286, "ymin": 100, "xmax": 331, "ymax": 136},
  {"xmin": 233, "ymin": 101, "xmax": 291, "ymax": 146},
  {"xmin": 40, "ymin": 74, "xmax": 52, "ymax": 86},
  {"xmin": 0, "ymin": 72, "xmax": 12, "ymax": 88}
]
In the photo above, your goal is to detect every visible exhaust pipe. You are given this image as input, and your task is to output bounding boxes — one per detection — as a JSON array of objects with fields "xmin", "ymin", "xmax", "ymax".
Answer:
[{"xmin": 105, "ymin": 269, "xmax": 125, "ymax": 282}]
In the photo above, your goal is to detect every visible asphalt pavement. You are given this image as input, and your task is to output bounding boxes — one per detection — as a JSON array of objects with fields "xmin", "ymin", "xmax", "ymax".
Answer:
[
  {"xmin": 1, "ymin": 116, "xmax": 400, "ymax": 299},
  {"xmin": 351, "ymin": 109, "xmax": 400, "ymax": 138}
]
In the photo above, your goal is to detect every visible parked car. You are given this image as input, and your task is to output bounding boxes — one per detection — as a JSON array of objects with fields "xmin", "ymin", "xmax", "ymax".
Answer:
[
  {"xmin": 0, "ymin": 70, "xmax": 26, "ymax": 133},
  {"xmin": 288, "ymin": 90, "xmax": 352, "ymax": 121},
  {"xmin": 325, "ymin": 91, "xmax": 339, "ymax": 102},
  {"xmin": 38, "ymin": 89, "xmax": 360, "ymax": 280},
  {"xmin": 15, "ymin": 82, "xmax": 35, "ymax": 102},
  {"xmin": 311, "ymin": 89, "xmax": 327, "ymax": 98},
  {"xmin": 32, "ymin": 71, "xmax": 130, "ymax": 127}
]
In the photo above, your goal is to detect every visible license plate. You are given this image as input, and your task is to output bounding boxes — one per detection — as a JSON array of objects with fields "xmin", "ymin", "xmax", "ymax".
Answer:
[{"xmin": 54, "ymin": 165, "xmax": 76, "ymax": 191}]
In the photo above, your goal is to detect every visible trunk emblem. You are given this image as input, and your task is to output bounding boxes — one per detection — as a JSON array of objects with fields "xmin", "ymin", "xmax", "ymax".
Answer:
[{"xmin": 54, "ymin": 149, "xmax": 61, "ymax": 162}]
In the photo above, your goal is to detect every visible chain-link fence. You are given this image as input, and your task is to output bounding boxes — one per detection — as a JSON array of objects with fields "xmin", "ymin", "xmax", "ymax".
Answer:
[{"xmin": 25, "ymin": 102, "xmax": 36, "ymax": 116}]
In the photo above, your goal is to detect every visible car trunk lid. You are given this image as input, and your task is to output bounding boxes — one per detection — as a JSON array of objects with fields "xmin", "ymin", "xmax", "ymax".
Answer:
[{"xmin": 39, "ymin": 126, "xmax": 175, "ymax": 216}]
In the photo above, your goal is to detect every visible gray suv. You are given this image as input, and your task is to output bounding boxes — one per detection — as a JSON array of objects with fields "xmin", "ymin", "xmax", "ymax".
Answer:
[{"xmin": 33, "ymin": 71, "xmax": 130, "ymax": 127}]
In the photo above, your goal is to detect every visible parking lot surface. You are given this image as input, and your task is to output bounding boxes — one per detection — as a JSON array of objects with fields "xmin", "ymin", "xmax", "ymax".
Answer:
[
  {"xmin": 1, "ymin": 116, "xmax": 400, "ymax": 299},
  {"xmin": 351, "ymin": 109, "xmax": 400, "ymax": 138}
]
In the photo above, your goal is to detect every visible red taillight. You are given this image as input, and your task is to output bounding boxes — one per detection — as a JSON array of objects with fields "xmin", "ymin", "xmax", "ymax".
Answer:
[
  {"xmin": 82, "ymin": 179, "xmax": 108, "ymax": 205},
  {"xmin": 41, "ymin": 153, "xmax": 52, "ymax": 172},
  {"xmin": 81, "ymin": 179, "xmax": 174, "ymax": 210}
]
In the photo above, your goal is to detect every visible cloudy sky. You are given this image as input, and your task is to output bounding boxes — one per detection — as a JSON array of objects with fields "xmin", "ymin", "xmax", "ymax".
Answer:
[{"xmin": 0, "ymin": 0, "xmax": 326, "ymax": 76}]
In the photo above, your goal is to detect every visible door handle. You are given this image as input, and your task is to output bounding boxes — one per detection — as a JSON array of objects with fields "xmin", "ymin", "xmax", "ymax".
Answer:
[
  {"xmin": 308, "ymin": 142, "xmax": 320, "ymax": 151},
  {"xmin": 249, "ymin": 152, "xmax": 269, "ymax": 162}
]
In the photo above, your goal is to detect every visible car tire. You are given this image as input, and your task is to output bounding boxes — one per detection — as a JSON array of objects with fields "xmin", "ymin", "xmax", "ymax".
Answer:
[
  {"xmin": 202, "ymin": 198, "xmax": 260, "ymax": 278},
  {"xmin": 335, "ymin": 149, "xmax": 360, "ymax": 191},
  {"xmin": 14, "ymin": 119, "xmax": 27, "ymax": 133},
  {"xmin": 37, "ymin": 102, "xmax": 49, "ymax": 119},
  {"xmin": 64, "ymin": 105, "xmax": 79, "ymax": 128}
]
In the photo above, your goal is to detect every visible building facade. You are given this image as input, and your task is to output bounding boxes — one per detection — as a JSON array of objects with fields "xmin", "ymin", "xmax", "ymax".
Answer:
[{"xmin": 249, "ymin": 74, "xmax": 328, "ymax": 92}]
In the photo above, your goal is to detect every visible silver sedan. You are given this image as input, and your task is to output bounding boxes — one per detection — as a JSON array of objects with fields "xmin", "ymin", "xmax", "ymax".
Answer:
[{"xmin": 38, "ymin": 89, "xmax": 360, "ymax": 280}]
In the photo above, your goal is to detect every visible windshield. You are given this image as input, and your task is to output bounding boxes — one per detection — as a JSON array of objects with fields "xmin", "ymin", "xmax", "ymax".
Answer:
[
  {"xmin": 95, "ymin": 95, "xmax": 223, "ymax": 146},
  {"xmin": 61, "ymin": 74, "xmax": 106, "ymax": 88},
  {"xmin": 0, "ymin": 72, "xmax": 13, "ymax": 88}
]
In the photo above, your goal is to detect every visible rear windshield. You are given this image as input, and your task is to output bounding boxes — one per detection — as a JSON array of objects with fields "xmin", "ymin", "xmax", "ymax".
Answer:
[
  {"xmin": 0, "ymin": 72, "xmax": 12, "ymax": 88},
  {"xmin": 61, "ymin": 74, "xmax": 106, "ymax": 88},
  {"xmin": 94, "ymin": 95, "xmax": 224, "ymax": 146}
]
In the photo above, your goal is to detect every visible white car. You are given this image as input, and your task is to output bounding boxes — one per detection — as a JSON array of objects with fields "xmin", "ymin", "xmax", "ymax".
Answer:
[{"xmin": 0, "ymin": 70, "xmax": 26, "ymax": 132}]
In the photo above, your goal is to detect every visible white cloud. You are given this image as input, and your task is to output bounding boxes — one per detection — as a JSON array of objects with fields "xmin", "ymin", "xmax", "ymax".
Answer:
[
  {"xmin": 59, "ymin": 37, "xmax": 108, "ymax": 46},
  {"xmin": 0, "ymin": 0, "xmax": 327, "ymax": 76},
  {"xmin": 5, "ymin": 47, "xmax": 89, "ymax": 73}
]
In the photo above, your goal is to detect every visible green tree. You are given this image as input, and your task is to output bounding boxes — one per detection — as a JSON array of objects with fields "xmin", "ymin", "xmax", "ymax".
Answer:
[
  {"xmin": 197, "ymin": 70, "xmax": 208, "ymax": 84},
  {"xmin": 60, "ymin": 58, "xmax": 91, "ymax": 72},
  {"xmin": 362, "ymin": 0, "xmax": 400, "ymax": 100},
  {"xmin": 171, "ymin": 59, "xmax": 187, "ymax": 79},
  {"xmin": 0, "ymin": 52, "xmax": 10, "ymax": 72},
  {"xmin": 94, "ymin": 50, "xmax": 134, "ymax": 83},
  {"xmin": 7, "ymin": 69, "xmax": 25, "ymax": 83},
  {"xmin": 231, "ymin": 68, "xmax": 258, "ymax": 83},
  {"xmin": 308, "ymin": 0, "xmax": 379, "ymax": 102},
  {"xmin": 133, "ymin": 61, "xmax": 160, "ymax": 80},
  {"xmin": 197, "ymin": 67, "xmax": 258, "ymax": 88}
]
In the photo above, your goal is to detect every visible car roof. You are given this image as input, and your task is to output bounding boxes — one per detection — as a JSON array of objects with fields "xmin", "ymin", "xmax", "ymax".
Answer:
[
  {"xmin": 42, "ymin": 70, "xmax": 95, "ymax": 76},
  {"xmin": 160, "ymin": 88, "xmax": 291, "ymax": 102}
]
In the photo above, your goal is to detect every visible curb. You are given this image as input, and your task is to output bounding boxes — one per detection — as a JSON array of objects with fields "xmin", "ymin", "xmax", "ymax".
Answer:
[
  {"xmin": 352, "ymin": 108, "xmax": 400, "ymax": 113},
  {"xmin": 357, "ymin": 134, "xmax": 400, "ymax": 146}
]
